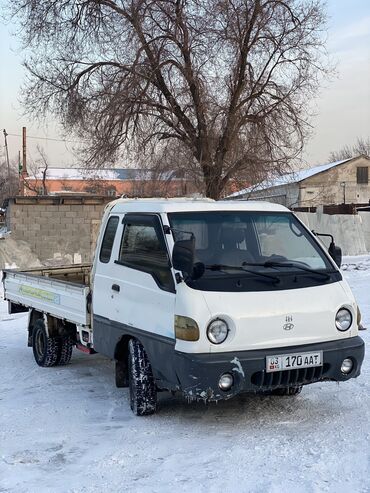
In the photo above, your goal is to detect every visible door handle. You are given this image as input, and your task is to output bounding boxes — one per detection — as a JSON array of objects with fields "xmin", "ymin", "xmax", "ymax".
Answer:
[{"xmin": 111, "ymin": 284, "xmax": 120, "ymax": 292}]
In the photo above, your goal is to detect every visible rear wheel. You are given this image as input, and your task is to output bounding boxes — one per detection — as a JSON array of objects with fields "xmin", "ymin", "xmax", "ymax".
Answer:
[
  {"xmin": 32, "ymin": 320, "xmax": 60, "ymax": 367},
  {"xmin": 271, "ymin": 386, "xmax": 303, "ymax": 396},
  {"xmin": 128, "ymin": 339, "xmax": 157, "ymax": 416},
  {"xmin": 56, "ymin": 336, "xmax": 74, "ymax": 365}
]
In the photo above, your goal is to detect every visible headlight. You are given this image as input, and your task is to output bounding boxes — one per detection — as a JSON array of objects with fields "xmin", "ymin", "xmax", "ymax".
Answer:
[
  {"xmin": 335, "ymin": 308, "xmax": 352, "ymax": 331},
  {"xmin": 207, "ymin": 319, "xmax": 229, "ymax": 344}
]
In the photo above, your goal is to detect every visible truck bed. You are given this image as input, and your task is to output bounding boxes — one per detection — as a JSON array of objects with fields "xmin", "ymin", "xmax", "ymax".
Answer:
[{"xmin": 2, "ymin": 264, "xmax": 91, "ymax": 326}]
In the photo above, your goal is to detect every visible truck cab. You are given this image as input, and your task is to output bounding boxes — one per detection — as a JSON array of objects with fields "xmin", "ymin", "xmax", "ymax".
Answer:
[{"xmin": 91, "ymin": 199, "xmax": 364, "ymax": 414}]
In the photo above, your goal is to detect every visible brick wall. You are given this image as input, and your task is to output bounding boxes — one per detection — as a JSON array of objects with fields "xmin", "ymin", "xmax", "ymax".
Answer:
[{"xmin": 6, "ymin": 196, "xmax": 112, "ymax": 264}]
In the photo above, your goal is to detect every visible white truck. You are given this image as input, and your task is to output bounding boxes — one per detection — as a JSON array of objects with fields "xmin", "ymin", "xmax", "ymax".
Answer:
[{"xmin": 3, "ymin": 199, "xmax": 365, "ymax": 415}]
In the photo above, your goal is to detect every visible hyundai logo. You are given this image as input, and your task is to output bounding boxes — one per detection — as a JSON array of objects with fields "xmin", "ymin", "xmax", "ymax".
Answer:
[{"xmin": 283, "ymin": 315, "xmax": 294, "ymax": 330}]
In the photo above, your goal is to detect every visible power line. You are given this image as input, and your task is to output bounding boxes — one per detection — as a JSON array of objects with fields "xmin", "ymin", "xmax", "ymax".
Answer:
[{"xmin": 6, "ymin": 133, "xmax": 87, "ymax": 144}]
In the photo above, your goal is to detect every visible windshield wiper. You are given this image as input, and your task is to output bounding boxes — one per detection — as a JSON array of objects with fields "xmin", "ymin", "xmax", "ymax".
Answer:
[
  {"xmin": 205, "ymin": 264, "xmax": 280, "ymax": 283},
  {"xmin": 242, "ymin": 261, "xmax": 331, "ymax": 280}
]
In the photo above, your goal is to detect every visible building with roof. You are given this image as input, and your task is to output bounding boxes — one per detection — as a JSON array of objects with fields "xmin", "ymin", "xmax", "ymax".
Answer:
[
  {"xmin": 228, "ymin": 155, "xmax": 370, "ymax": 208},
  {"xmin": 22, "ymin": 168, "xmax": 197, "ymax": 198}
]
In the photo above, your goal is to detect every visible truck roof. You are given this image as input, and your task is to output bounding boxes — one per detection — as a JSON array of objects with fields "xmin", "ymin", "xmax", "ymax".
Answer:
[{"xmin": 109, "ymin": 198, "xmax": 290, "ymax": 214}]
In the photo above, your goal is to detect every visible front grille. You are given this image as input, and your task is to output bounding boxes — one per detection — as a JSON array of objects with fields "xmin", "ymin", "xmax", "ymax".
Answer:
[{"xmin": 251, "ymin": 364, "xmax": 329, "ymax": 389}]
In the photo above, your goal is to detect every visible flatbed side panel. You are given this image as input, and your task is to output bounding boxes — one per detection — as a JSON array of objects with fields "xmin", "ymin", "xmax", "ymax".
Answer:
[{"xmin": 3, "ymin": 271, "xmax": 90, "ymax": 326}]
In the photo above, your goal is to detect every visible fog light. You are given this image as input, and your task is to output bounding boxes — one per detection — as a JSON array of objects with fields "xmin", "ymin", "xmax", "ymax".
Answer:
[
  {"xmin": 218, "ymin": 373, "xmax": 234, "ymax": 391},
  {"xmin": 341, "ymin": 358, "xmax": 353, "ymax": 374}
]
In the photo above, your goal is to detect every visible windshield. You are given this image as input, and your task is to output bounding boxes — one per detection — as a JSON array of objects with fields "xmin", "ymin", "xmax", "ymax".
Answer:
[{"xmin": 168, "ymin": 211, "xmax": 339, "ymax": 292}]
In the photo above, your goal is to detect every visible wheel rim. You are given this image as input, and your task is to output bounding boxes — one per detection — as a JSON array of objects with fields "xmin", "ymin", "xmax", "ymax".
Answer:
[{"xmin": 35, "ymin": 328, "xmax": 45, "ymax": 359}]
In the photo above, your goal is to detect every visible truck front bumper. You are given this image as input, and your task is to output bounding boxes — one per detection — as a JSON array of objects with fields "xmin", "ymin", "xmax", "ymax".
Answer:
[{"xmin": 173, "ymin": 336, "xmax": 365, "ymax": 401}]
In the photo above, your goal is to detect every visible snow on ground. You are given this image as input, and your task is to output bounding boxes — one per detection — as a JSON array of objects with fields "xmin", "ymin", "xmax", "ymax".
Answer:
[{"xmin": 0, "ymin": 258, "xmax": 369, "ymax": 493}]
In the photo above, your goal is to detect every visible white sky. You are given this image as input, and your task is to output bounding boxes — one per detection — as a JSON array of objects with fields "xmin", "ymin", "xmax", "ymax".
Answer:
[{"xmin": 0, "ymin": 0, "xmax": 369, "ymax": 170}]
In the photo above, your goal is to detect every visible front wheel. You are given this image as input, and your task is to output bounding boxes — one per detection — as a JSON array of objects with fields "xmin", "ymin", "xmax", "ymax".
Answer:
[{"xmin": 128, "ymin": 339, "xmax": 157, "ymax": 416}]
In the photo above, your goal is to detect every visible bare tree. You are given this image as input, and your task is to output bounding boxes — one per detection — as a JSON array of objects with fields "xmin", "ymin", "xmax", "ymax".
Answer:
[
  {"xmin": 329, "ymin": 137, "xmax": 370, "ymax": 162},
  {"xmin": 23, "ymin": 145, "xmax": 49, "ymax": 195},
  {"xmin": 0, "ymin": 158, "xmax": 19, "ymax": 204},
  {"xmin": 37, "ymin": 145, "xmax": 49, "ymax": 195},
  {"xmin": 12, "ymin": 0, "xmax": 329, "ymax": 199}
]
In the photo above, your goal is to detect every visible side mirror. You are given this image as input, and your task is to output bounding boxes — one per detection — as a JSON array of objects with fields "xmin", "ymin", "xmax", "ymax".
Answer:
[
  {"xmin": 329, "ymin": 242, "xmax": 342, "ymax": 268},
  {"xmin": 312, "ymin": 231, "xmax": 342, "ymax": 268},
  {"xmin": 172, "ymin": 238, "xmax": 195, "ymax": 278}
]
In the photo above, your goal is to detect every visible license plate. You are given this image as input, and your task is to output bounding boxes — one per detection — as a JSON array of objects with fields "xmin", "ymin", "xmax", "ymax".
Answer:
[{"xmin": 266, "ymin": 351, "xmax": 323, "ymax": 373}]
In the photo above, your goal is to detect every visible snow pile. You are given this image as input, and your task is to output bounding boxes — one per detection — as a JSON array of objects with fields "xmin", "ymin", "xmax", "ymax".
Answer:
[
  {"xmin": 0, "ymin": 257, "xmax": 369, "ymax": 492},
  {"xmin": 0, "ymin": 237, "xmax": 42, "ymax": 270},
  {"xmin": 0, "ymin": 233, "xmax": 77, "ymax": 269},
  {"xmin": 0, "ymin": 226, "xmax": 11, "ymax": 239}
]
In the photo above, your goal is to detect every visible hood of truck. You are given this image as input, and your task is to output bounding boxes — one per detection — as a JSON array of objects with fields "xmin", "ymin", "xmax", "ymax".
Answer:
[{"xmin": 175, "ymin": 279, "xmax": 358, "ymax": 353}]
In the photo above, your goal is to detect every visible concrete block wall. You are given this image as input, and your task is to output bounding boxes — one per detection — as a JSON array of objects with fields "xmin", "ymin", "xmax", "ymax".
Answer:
[
  {"xmin": 296, "ymin": 211, "xmax": 370, "ymax": 256},
  {"xmin": 6, "ymin": 197, "xmax": 370, "ymax": 263},
  {"xmin": 358, "ymin": 212, "xmax": 370, "ymax": 253},
  {"xmin": 7, "ymin": 196, "xmax": 112, "ymax": 264}
]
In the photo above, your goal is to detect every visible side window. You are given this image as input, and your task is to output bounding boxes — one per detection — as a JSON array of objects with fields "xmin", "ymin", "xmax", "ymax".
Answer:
[
  {"xmin": 357, "ymin": 166, "xmax": 369, "ymax": 184},
  {"xmin": 117, "ymin": 216, "xmax": 174, "ymax": 292},
  {"xmin": 99, "ymin": 216, "xmax": 119, "ymax": 263}
]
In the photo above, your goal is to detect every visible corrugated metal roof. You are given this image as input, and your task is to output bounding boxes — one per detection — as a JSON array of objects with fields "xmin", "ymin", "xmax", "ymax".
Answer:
[{"xmin": 228, "ymin": 158, "xmax": 352, "ymax": 198}]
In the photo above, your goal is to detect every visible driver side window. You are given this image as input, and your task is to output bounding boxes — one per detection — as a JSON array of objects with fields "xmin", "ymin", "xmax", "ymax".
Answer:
[{"xmin": 117, "ymin": 215, "xmax": 175, "ymax": 292}]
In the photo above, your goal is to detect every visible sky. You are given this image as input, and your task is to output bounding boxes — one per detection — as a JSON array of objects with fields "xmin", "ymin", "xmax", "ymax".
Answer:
[{"xmin": 0, "ymin": 0, "xmax": 369, "ymax": 171}]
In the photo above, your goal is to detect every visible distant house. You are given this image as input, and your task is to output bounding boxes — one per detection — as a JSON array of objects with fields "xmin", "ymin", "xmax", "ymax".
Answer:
[
  {"xmin": 227, "ymin": 155, "xmax": 370, "ymax": 208},
  {"xmin": 23, "ymin": 168, "xmax": 197, "ymax": 198}
]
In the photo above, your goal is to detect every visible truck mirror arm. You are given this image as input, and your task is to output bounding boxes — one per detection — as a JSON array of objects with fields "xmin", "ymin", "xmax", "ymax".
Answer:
[
  {"xmin": 312, "ymin": 230, "xmax": 342, "ymax": 268},
  {"xmin": 311, "ymin": 230, "xmax": 334, "ymax": 244}
]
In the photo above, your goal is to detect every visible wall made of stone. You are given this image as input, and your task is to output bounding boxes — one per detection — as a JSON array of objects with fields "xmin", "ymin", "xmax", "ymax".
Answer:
[
  {"xmin": 6, "ymin": 196, "xmax": 370, "ymax": 264},
  {"xmin": 6, "ymin": 196, "xmax": 112, "ymax": 264}
]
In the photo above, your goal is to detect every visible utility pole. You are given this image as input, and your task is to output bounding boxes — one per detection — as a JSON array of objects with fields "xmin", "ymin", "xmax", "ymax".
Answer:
[
  {"xmin": 22, "ymin": 127, "xmax": 27, "ymax": 174},
  {"xmin": 20, "ymin": 126, "xmax": 28, "ymax": 196},
  {"xmin": 18, "ymin": 150, "xmax": 22, "ymax": 195},
  {"xmin": 3, "ymin": 129, "xmax": 11, "ymax": 196}
]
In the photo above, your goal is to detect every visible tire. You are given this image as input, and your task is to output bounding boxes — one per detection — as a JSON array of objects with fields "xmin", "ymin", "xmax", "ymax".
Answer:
[
  {"xmin": 128, "ymin": 339, "xmax": 157, "ymax": 416},
  {"xmin": 56, "ymin": 336, "xmax": 73, "ymax": 366},
  {"xmin": 32, "ymin": 320, "xmax": 60, "ymax": 367},
  {"xmin": 271, "ymin": 386, "xmax": 303, "ymax": 396}
]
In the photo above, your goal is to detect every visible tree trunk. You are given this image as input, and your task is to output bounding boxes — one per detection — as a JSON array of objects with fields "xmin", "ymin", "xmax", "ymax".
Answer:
[{"xmin": 204, "ymin": 171, "xmax": 223, "ymax": 200}]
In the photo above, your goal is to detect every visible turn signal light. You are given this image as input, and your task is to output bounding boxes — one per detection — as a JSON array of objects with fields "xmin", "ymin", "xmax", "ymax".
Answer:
[{"xmin": 175, "ymin": 315, "xmax": 199, "ymax": 341}]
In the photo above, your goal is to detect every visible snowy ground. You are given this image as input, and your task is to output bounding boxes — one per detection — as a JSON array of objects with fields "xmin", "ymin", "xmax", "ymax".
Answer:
[{"xmin": 0, "ymin": 257, "xmax": 369, "ymax": 493}]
